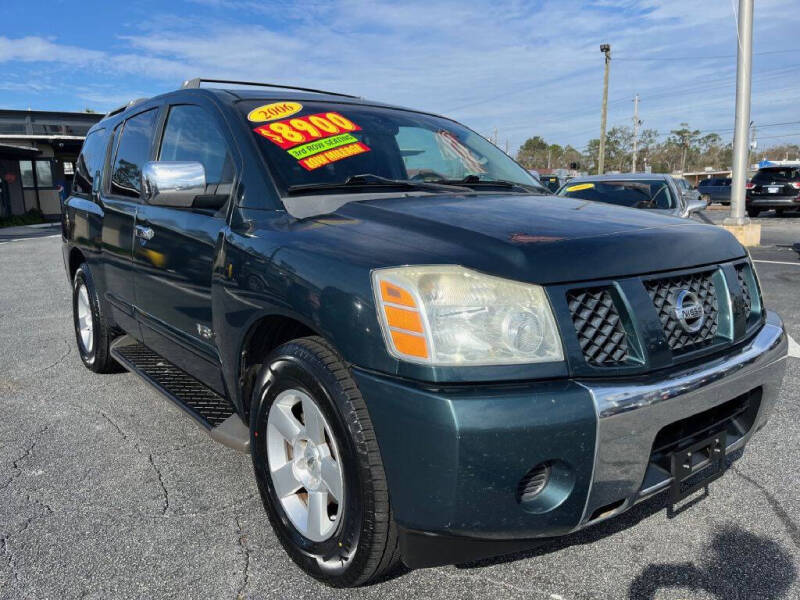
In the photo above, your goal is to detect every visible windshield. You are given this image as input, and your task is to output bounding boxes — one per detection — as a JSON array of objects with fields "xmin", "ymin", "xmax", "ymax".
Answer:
[
  {"xmin": 240, "ymin": 100, "xmax": 543, "ymax": 195},
  {"xmin": 558, "ymin": 179, "xmax": 676, "ymax": 209},
  {"xmin": 753, "ymin": 167, "xmax": 800, "ymax": 183}
]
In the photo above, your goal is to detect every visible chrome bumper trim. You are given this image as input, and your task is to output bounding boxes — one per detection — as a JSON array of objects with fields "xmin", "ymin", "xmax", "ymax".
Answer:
[{"xmin": 575, "ymin": 311, "xmax": 787, "ymax": 527}]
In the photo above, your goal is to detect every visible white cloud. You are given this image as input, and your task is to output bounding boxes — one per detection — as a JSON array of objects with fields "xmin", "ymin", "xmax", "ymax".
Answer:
[{"xmin": 1, "ymin": 0, "xmax": 798, "ymax": 150}]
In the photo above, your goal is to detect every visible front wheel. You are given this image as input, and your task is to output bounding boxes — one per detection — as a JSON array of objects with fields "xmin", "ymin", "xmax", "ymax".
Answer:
[{"xmin": 249, "ymin": 337, "xmax": 400, "ymax": 587}]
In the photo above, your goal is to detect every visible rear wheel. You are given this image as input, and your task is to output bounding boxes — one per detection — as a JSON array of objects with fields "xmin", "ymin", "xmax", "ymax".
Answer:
[
  {"xmin": 249, "ymin": 337, "xmax": 400, "ymax": 587},
  {"xmin": 747, "ymin": 207, "xmax": 760, "ymax": 218},
  {"xmin": 72, "ymin": 263, "xmax": 118, "ymax": 373}
]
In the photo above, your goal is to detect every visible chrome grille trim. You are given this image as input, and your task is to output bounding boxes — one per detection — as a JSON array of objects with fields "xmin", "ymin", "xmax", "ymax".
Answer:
[{"xmin": 644, "ymin": 269, "xmax": 719, "ymax": 354}]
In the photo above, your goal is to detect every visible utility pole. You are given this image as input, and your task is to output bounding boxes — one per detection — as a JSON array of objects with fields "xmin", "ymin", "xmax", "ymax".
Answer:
[
  {"xmin": 631, "ymin": 94, "xmax": 641, "ymax": 173},
  {"xmin": 725, "ymin": 0, "xmax": 756, "ymax": 238},
  {"xmin": 598, "ymin": 43, "xmax": 612, "ymax": 174}
]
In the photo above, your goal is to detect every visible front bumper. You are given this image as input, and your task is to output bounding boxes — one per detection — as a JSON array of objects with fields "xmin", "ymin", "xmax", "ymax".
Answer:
[
  {"xmin": 356, "ymin": 312, "xmax": 787, "ymax": 567},
  {"xmin": 577, "ymin": 310, "xmax": 786, "ymax": 525}
]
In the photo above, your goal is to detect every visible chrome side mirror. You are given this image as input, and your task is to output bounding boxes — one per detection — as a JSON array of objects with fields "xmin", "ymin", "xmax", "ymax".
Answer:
[
  {"xmin": 686, "ymin": 197, "xmax": 707, "ymax": 215},
  {"xmin": 142, "ymin": 161, "xmax": 206, "ymax": 208}
]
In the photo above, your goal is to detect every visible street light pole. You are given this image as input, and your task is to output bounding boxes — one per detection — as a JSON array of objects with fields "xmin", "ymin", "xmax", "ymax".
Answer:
[
  {"xmin": 632, "ymin": 94, "xmax": 641, "ymax": 173},
  {"xmin": 726, "ymin": 0, "xmax": 753, "ymax": 226},
  {"xmin": 598, "ymin": 44, "xmax": 611, "ymax": 175}
]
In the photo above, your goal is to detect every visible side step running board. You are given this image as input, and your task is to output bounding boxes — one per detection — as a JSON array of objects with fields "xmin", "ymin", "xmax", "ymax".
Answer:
[{"xmin": 110, "ymin": 335, "xmax": 250, "ymax": 453}]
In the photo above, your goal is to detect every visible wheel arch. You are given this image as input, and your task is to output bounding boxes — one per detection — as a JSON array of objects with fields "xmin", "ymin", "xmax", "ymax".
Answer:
[
  {"xmin": 68, "ymin": 247, "xmax": 86, "ymax": 282},
  {"xmin": 236, "ymin": 312, "xmax": 323, "ymax": 418}
]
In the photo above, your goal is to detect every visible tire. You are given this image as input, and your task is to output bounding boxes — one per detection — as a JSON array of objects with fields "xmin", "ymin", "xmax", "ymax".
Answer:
[
  {"xmin": 775, "ymin": 208, "xmax": 785, "ymax": 217},
  {"xmin": 747, "ymin": 207, "xmax": 760, "ymax": 218},
  {"xmin": 249, "ymin": 336, "xmax": 400, "ymax": 587},
  {"xmin": 72, "ymin": 263, "xmax": 118, "ymax": 373}
]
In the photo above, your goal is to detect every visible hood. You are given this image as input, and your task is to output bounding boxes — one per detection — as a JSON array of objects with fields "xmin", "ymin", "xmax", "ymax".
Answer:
[{"xmin": 316, "ymin": 193, "xmax": 746, "ymax": 285}]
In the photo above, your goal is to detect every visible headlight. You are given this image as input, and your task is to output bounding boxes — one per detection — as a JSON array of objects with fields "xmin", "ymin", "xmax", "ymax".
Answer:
[{"xmin": 372, "ymin": 266, "xmax": 564, "ymax": 365}]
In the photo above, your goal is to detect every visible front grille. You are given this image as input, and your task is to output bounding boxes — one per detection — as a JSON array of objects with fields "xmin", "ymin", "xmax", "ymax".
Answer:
[
  {"xmin": 645, "ymin": 270, "xmax": 719, "ymax": 354},
  {"xmin": 566, "ymin": 287, "xmax": 629, "ymax": 365}
]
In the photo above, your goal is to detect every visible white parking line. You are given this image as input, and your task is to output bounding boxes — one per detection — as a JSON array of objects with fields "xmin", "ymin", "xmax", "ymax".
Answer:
[
  {"xmin": 0, "ymin": 234, "xmax": 60, "ymax": 244},
  {"xmin": 753, "ymin": 259, "xmax": 800, "ymax": 266},
  {"xmin": 789, "ymin": 334, "xmax": 800, "ymax": 359}
]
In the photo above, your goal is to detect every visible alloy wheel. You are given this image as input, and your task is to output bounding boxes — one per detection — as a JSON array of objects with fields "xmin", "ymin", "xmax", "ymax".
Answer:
[
  {"xmin": 266, "ymin": 388, "xmax": 344, "ymax": 542},
  {"xmin": 76, "ymin": 283, "xmax": 94, "ymax": 354}
]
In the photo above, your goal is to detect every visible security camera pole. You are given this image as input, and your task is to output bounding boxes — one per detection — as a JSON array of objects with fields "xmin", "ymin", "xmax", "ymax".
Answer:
[
  {"xmin": 598, "ymin": 43, "xmax": 611, "ymax": 175},
  {"xmin": 724, "ymin": 0, "xmax": 760, "ymax": 245}
]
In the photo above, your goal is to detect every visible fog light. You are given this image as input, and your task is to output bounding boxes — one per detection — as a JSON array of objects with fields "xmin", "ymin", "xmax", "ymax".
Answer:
[
  {"xmin": 516, "ymin": 459, "xmax": 575, "ymax": 514},
  {"xmin": 517, "ymin": 462, "xmax": 551, "ymax": 503}
]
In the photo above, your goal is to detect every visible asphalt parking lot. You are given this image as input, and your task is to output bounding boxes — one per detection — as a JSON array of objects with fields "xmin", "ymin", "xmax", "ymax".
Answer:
[{"xmin": 1, "ymin": 215, "xmax": 799, "ymax": 600}]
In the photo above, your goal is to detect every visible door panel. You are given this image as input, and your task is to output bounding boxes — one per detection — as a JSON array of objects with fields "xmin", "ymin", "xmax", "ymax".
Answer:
[
  {"xmin": 99, "ymin": 108, "xmax": 159, "ymax": 336},
  {"xmin": 132, "ymin": 102, "xmax": 236, "ymax": 393},
  {"xmin": 100, "ymin": 197, "xmax": 139, "ymax": 335}
]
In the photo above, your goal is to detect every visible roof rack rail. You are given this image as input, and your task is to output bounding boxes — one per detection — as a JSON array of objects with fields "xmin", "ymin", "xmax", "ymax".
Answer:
[
  {"xmin": 180, "ymin": 78, "xmax": 360, "ymax": 99},
  {"xmin": 105, "ymin": 97, "xmax": 149, "ymax": 118}
]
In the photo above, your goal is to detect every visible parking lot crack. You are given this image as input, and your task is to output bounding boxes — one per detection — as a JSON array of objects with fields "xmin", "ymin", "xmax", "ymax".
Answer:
[
  {"xmin": 99, "ymin": 410, "xmax": 129, "ymax": 440},
  {"xmin": 146, "ymin": 452, "xmax": 169, "ymax": 515},
  {"xmin": 0, "ymin": 425, "xmax": 49, "ymax": 492},
  {"xmin": 16, "ymin": 339, "xmax": 71, "ymax": 380},
  {"xmin": 96, "ymin": 414, "xmax": 171, "ymax": 515},
  {"xmin": 732, "ymin": 465, "xmax": 799, "ymax": 549},
  {"xmin": 235, "ymin": 516, "xmax": 252, "ymax": 599},
  {"xmin": 1, "ymin": 533, "xmax": 20, "ymax": 586}
]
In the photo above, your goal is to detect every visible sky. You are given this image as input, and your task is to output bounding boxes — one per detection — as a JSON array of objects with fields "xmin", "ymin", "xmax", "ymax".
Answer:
[{"xmin": 2, "ymin": 0, "xmax": 799, "ymax": 155}]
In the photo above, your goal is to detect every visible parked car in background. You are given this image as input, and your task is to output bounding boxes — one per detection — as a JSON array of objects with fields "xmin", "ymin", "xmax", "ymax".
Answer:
[
  {"xmin": 746, "ymin": 165, "xmax": 800, "ymax": 217},
  {"xmin": 698, "ymin": 177, "xmax": 732, "ymax": 205},
  {"xmin": 538, "ymin": 174, "xmax": 561, "ymax": 192},
  {"xmin": 557, "ymin": 173, "xmax": 706, "ymax": 218}
]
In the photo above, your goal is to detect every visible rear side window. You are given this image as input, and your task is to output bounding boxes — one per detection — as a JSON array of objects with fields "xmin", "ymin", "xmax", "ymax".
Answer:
[
  {"xmin": 158, "ymin": 105, "xmax": 234, "ymax": 191},
  {"xmin": 72, "ymin": 128, "xmax": 107, "ymax": 196},
  {"xmin": 110, "ymin": 109, "xmax": 158, "ymax": 198}
]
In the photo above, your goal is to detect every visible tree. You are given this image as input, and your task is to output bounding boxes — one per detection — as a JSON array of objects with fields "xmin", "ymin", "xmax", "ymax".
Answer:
[
  {"xmin": 587, "ymin": 126, "xmax": 635, "ymax": 172},
  {"xmin": 516, "ymin": 136, "xmax": 549, "ymax": 169},
  {"xmin": 757, "ymin": 143, "xmax": 800, "ymax": 162},
  {"xmin": 668, "ymin": 123, "xmax": 701, "ymax": 173}
]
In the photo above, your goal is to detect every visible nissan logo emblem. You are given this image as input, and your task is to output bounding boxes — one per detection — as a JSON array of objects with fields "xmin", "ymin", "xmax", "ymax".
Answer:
[{"xmin": 673, "ymin": 289, "xmax": 705, "ymax": 333}]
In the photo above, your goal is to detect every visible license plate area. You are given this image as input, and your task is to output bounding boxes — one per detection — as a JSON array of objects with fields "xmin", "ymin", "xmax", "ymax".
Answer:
[{"xmin": 669, "ymin": 431, "xmax": 727, "ymax": 508}]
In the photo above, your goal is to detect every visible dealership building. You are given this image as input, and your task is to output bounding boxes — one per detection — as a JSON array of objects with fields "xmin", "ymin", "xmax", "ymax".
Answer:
[{"xmin": 0, "ymin": 109, "xmax": 103, "ymax": 219}]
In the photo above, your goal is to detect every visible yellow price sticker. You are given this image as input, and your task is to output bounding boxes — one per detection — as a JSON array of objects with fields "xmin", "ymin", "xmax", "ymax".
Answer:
[{"xmin": 565, "ymin": 183, "xmax": 595, "ymax": 192}]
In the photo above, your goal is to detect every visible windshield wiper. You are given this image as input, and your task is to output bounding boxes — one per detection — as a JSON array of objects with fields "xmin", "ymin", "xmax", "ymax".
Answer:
[
  {"xmin": 287, "ymin": 173, "xmax": 471, "ymax": 196},
  {"xmin": 432, "ymin": 175, "xmax": 549, "ymax": 194}
]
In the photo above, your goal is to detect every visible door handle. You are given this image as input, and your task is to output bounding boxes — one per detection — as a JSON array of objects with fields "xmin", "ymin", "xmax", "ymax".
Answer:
[{"xmin": 135, "ymin": 225, "xmax": 154, "ymax": 241}]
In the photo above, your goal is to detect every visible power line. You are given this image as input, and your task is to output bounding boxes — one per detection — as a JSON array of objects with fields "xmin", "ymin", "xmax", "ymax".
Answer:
[
  {"xmin": 614, "ymin": 48, "xmax": 800, "ymax": 61},
  {"xmin": 750, "ymin": 131, "xmax": 800, "ymax": 141},
  {"xmin": 465, "ymin": 64, "xmax": 800, "ymax": 140}
]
